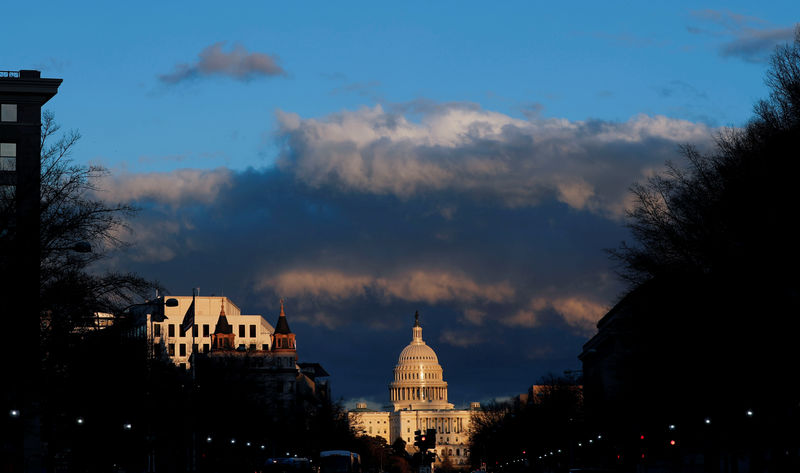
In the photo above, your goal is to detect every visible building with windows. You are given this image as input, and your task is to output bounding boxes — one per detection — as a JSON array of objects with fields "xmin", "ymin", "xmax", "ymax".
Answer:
[
  {"xmin": 148, "ymin": 296, "xmax": 274, "ymax": 368},
  {"xmin": 349, "ymin": 312, "xmax": 479, "ymax": 468},
  {"xmin": 130, "ymin": 295, "xmax": 330, "ymax": 410},
  {"xmin": 2, "ymin": 69, "xmax": 62, "ymax": 473}
]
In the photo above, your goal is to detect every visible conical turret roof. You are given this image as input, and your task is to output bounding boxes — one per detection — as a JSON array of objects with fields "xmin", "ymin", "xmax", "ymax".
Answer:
[
  {"xmin": 274, "ymin": 299, "xmax": 292, "ymax": 334},
  {"xmin": 213, "ymin": 299, "xmax": 233, "ymax": 335}
]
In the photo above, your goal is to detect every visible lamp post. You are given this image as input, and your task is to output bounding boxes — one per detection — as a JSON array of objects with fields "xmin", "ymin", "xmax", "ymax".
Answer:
[{"xmin": 117, "ymin": 297, "xmax": 178, "ymax": 472}]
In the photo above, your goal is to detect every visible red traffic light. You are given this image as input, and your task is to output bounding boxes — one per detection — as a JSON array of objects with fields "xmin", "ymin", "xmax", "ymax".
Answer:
[
  {"xmin": 421, "ymin": 436, "xmax": 426, "ymax": 441},
  {"xmin": 669, "ymin": 440, "xmax": 676, "ymax": 446},
  {"xmin": 640, "ymin": 435, "xmax": 645, "ymax": 440}
]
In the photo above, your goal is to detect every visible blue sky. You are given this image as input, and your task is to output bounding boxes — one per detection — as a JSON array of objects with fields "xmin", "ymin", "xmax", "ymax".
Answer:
[{"xmin": 3, "ymin": 1, "xmax": 798, "ymax": 406}]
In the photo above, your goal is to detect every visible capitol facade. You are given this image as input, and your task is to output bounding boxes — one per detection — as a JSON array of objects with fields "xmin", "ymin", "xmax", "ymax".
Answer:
[{"xmin": 350, "ymin": 312, "xmax": 479, "ymax": 467}]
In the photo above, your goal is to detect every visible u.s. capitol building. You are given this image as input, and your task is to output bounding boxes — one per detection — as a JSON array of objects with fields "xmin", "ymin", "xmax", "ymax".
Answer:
[{"xmin": 349, "ymin": 312, "xmax": 479, "ymax": 467}]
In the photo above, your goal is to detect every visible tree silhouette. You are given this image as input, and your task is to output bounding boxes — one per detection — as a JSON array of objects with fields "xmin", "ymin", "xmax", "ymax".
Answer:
[
  {"xmin": 610, "ymin": 29, "xmax": 800, "ymax": 288},
  {"xmin": 595, "ymin": 28, "xmax": 800, "ymax": 471}
]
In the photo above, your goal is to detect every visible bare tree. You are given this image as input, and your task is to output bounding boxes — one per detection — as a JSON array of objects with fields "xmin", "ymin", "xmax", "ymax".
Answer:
[
  {"xmin": 609, "ymin": 29, "xmax": 800, "ymax": 288},
  {"xmin": 35, "ymin": 111, "xmax": 159, "ymax": 329}
]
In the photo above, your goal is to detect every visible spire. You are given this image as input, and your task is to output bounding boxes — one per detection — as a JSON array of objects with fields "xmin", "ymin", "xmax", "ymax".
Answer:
[
  {"xmin": 213, "ymin": 298, "xmax": 232, "ymax": 335},
  {"xmin": 412, "ymin": 310, "xmax": 423, "ymax": 344},
  {"xmin": 274, "ymin": 298, "xmax": 292, "ymax": 334},
  {"xmin": 272, "ymin": 298, "xmax": 297, "ymax": 353}
]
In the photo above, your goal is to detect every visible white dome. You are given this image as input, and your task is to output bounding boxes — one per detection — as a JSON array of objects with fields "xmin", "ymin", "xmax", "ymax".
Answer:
[
  {"xmin": 397, "ymin": 342, "xmax": 439, "ymax": 364},
  {"xmin": 388, "ymin": 313, "xmax": 453, "ymax": 411}
]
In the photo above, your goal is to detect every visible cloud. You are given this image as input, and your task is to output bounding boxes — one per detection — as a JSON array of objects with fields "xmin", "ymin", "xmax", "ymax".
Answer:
[
  {"xmin": 439, "ymin": 330, "xmax": 483, "ymax": 348},
  {"xmin": 656, "ymin": 80, "xmax": 708, "ymax": 100},
  {"xmin": 97, "ymin": 159, "xmax": 626, "ymax": 402},
  {"xmin": 259, "ymin": 269, "xmax": 515, "ymax": 305},
  {"xmin": 503, "ymin": 296, "xmax": 606, "ymax": 334},
  {"xmin": 503, "ymin": 297, "xmax": 549, "ymax": 328},
  {"xmin": 689, "ymin": 10, "xmax": 796, "ymax": 63},
  {"xmin": 521, "ymin": 102, "xmax": 545, "ymax": 120},
  {"xmin": 94, "ymin": 168, "xmax": 233, "ymax": 206},
  {"xmin": 275, "ymin": 103, "xmax": 712, "ymax": 219},
  {"xmin": 550, "ymin": 297, "xmax": 607, "ymax": 333},
  {"xmin": 159, "ymin": 42, "xmax": 286, "ymax": 84},
  {"xmin": 462, "ymin": 308, "xmax": 487, "ymax": 325}
]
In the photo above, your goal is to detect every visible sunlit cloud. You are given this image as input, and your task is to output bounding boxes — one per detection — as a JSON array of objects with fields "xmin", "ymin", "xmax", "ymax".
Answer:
[
  {"xmin": 258, "ymin": 269, "xmax": 515, "ymax": 305},
  {"xmin": 503, "ymin": 296, "xmax": 606, "ymax": 334},
  {"xmin": 94, "ymin": 168, "xmax": 233, "ymax": 207},
  {"xmin": 276, "ymin": 104, "xmax": 712, "ymax": 218},
  {"xmin": 462, "ymin": 308, "xmax": 488, "ymax": 325}
]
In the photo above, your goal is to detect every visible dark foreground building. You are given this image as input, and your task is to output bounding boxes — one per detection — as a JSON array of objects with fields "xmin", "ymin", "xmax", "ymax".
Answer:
[
  {"xmin": 1, "ymin": 69, "xmax": 61, "ymax": 473},
  {"xmin": 580, "ymin": 276, "xmax": 800, "ymax": 472}
]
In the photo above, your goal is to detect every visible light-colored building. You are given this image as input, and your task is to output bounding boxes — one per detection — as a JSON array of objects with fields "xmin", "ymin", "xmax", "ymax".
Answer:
[
  {"xmin": 128, "ymin": 295, "xmax": 330, "ymax": 411},
  {"xmin": 148, "ymin": 296, "xmax": 274, "ymax": 368},
  {"xmin": 350, "ymin": 312, "xmax": 479, "ymax": 467}
]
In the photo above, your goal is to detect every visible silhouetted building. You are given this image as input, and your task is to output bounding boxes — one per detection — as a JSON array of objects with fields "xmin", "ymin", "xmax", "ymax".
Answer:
[
  {"xmin": 1, "ymin": 69, "xmax": 61, "ymax": 472},
  {"xmin": 579, "ymin": 276, "xmax": 800, "ymax": 471}
]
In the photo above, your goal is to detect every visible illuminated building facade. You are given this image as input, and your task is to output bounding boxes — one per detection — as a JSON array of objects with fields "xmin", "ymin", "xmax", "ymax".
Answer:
[{"xmin": 349, "ymin": 313, "xmax": 479, "ymax": 467}]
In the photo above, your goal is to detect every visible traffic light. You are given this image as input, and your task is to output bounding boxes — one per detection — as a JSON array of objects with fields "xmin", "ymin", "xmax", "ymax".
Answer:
[
  {"xmin": 425, "ymin": 428, "xmax": 437, "ymax": 450},
  {"xmin": 414, "ymin": 430, "xmax": 423, "ymax": 449}
]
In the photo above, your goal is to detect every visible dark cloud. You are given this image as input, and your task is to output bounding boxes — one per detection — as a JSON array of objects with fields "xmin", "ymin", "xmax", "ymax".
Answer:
[
  {"xmin": 97, "ymin": 165, "xmax": 624, "ymax": 402},
  {"xmin": 158, "ymin": 42, "xmax": 286, "ymax": 84},
  {"xmin": 689, "ymin": 10, "xmax": 796, "ymax": 63},
  {"xmin": 521, "ymin": 102, "xmax": 545, "ymax": 120},
  {"xmin": 96, "ymin": 102, "xmax": 721, "ymax": 403}
]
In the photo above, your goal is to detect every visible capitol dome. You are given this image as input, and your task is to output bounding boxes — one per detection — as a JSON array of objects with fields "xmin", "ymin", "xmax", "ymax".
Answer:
[
  {"xmin": 389, "ymin": 312, "xmax": 454, "ymax": 411},
  {"xmin": 397, "ymin": 342, "xmax": 439, "ymax": 364}
]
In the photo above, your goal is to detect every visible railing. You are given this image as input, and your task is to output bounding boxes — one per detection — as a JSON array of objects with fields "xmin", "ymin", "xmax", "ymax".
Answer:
[{"xmin": 0, "ymin": 71, "xmax": 21, "ymax": 78}]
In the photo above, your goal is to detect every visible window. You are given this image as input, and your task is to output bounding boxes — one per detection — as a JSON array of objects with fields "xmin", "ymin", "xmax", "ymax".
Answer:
[
  {"xmin": 179, "ymin": 344, "xmax": 186, "ymax": 356},
  {"xmin": 249, "ymin": 344, "xmax": 256, "ymax": 351},
  {"xmin": 239, "ymin": 325, "xmax": 245, "ymax": 337},
  {"xmin": 262, "ymin": 344, "xmax": 268, "ymax": 350},
  {"xmin": 168, "ymin": 324, "xmax": 175, "ymax": 337},
  {"xmin": 192, "ymin": 324, "xmax": 198, "ymax": 337},
  {"xmin": 192, "ymin": 343, "xmax": 198, "ymax": 353},
  {"xmin": 203, "ymin": 324, "xmax": 209, "ymax": 337},
  {"xmin": 249, "ymin": 324, "xmax": 256, "ymax": 338},
  {"xmin": 153, "ymin": 324, "xmax": 161, "ymax": 337},
  {"xmin": 203, "ymin": 343, "xmax": 209, "ymax": 353},
  {"xmin": 0, "ymin": 143, "xmax": 16, "ymax": 171},
  {"xmin": 168, "ymin": 344, "xmax": 175, "ymax": 356},
  {"xmin": 1, "ymin": 104, "xmax": 16, "ymax": 122}
]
